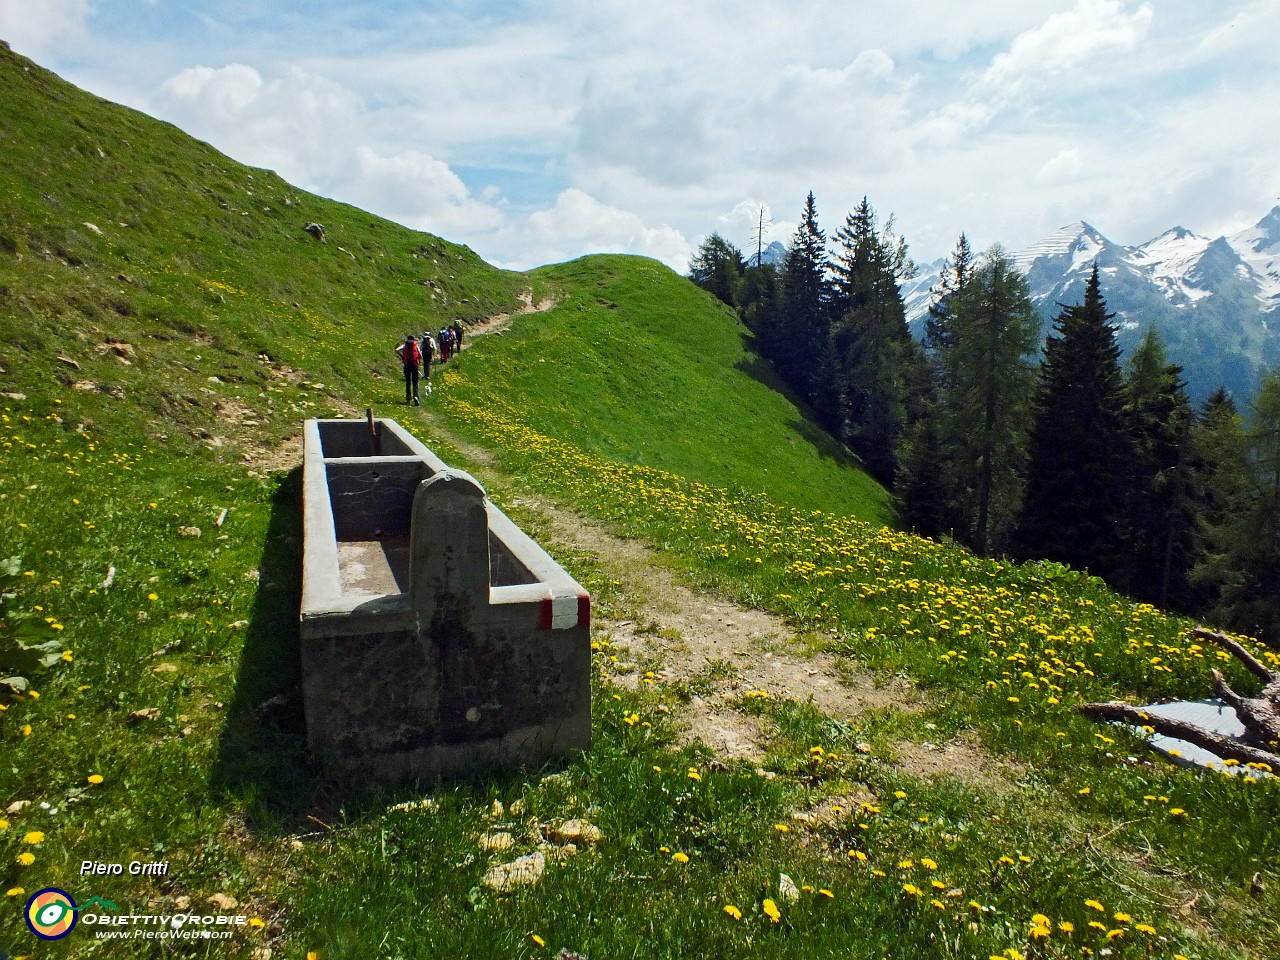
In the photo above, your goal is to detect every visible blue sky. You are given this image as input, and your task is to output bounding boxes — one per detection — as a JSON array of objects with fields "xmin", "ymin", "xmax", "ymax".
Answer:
[{"xmin": 3, "ymin": 1, "xmax": 1278, "ymax": 271}]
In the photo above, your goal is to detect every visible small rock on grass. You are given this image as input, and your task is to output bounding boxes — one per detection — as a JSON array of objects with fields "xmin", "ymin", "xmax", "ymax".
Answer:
[
  {"xmin": 544, "ymin": 819, "xmax": 603, "ymax": 846},
  {"xmin": 483, "ymin": 851, "xmax": 545, "ymax": 892}
]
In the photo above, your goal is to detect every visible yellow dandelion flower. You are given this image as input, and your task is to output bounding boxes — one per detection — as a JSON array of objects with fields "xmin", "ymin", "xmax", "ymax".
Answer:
[
  {"xmin": 723, "ymin": 904, "xmax": 742, "ymax": 920},
  {"xmin": 894, "ymin": 790, "xmax": 907, "ymax": 799},
  {"xmin": 672, "ymin": 852, "xmax": 689, "ymax": 864},
  {"xmin": 531, "ymin": 933, "xmax": 545, "ymax": 947},
  {"xmin": 87, "ymin": 774, "xmax": 104, "ymax": 784},
  {"xmin": 921, "ymin": 858, "xmax": 938, "ymax": 870},
  {"xmin": 22, "ymin": 831, "xmax": 44, "ymax": 845},
  {"xmin": 850, "ymin": 850, "xmax": 867, "ymax": 861},
  {"xmin": 1085, "ymin": 899, "xmax": 1105, "ymax": 912},
  {"xmin": 1030, "ymin": 926, "xmax": 1050, "ymax": 940},
  {"xmin": 1106, "ymin": 928, "xmax": 1125, "ymax": 940},
  {"xmin": 1059, "ymin": 921, "xmax": 1075, "ymax": 934},
  {"xmin": 1113, "ymin": 912, "xmax": 1131, "ymax": 923},
  {"xmin": 902, "ymin": 883, "xmax": 923, "ymax": 897},
  {"xmin": 16, "ymin": 852, "xmax": 35, "ymax": 866},
  {"xmin": 763, "ymin": 898, "xmax": 782, "ymax": 923},
  {"xmin": 818, "ymin": 889, "xmax": 834, "ymax": 899},
  {"xmin": 1135, "ymin": 923, "xmax": 1157, "ymax": 935},
  {"xmin": 774, "ymin": 823, "xmax": 790, "ymax": 833},
  {"xmin": 248, "ymin": 918, "xmax": 266, "ymax": 929}
]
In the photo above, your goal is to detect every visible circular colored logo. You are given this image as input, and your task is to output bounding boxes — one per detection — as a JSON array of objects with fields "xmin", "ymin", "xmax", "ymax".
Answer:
[{"xmin": 25, "ymin": 887, "xmax": 78, "ymax": 941}]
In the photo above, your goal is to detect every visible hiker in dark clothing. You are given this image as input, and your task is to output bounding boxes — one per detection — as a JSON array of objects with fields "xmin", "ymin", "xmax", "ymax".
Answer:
[
  {"xmin": 396, "ymin": 334, "xmax": 421, "ymax": 405},
  {"xmin": 452, "ymin": 321, "xmax": 464, "ymax": 353}
]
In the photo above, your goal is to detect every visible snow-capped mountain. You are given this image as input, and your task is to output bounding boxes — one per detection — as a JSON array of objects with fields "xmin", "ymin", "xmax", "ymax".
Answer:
[{"xmin": 905, "ymin": 206, "xmax": 1280, "ymax": 403}]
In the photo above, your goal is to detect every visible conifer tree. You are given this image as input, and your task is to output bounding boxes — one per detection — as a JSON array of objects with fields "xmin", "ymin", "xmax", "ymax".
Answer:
[
  {"xmin": 924, "ymin": 233, "xmax": 974, "ymax": 360},
  {"xmin": 1194, "ymin": 370, "xmax": 1280, "ymax": 644},
  {"xmin": 1187, "ymin": 388, "xmax": 1249, "ymax": 612},
  {"xmin": 688, "ymin": 233, "xmax": 745, "ymax": 307},
  {"xmin": 936, "ymin": 246, "xmax": 1039, "ymax": 556},
  {"xmin": 902, "ymin": 233, "xmax": 975, "ymax": 536},
  {"xmin": 1018, "ymin": 264, "xmax": 1130, "ymax": 577},
  {"xmin": 825, "ymin": 197, "xmax": 917, "ymax": 483},
  {"xmin": 765, "ymin": 192, "xmax": 830, "ymax": 399},
  {"xmin": 1118, "ymin": 327, "xmax": 1196, "ymax": 606}
]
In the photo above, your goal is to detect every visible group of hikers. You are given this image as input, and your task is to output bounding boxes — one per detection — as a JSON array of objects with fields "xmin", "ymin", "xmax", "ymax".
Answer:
[{"xmin": 396, "ymin": 322, "xmax": 464, "ymax": 405}]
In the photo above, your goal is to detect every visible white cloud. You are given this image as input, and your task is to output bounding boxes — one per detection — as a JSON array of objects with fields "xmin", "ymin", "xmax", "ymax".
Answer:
[
  {"xmin": 24, "ymin": 3, "xmax": 1278, "ymax": 273},
  {"xmin": 335, "ymin": 145, "xmax": 505, "ymax": 238},
  {"xmin": 1036, "ymin": 147, "xmax": 1085, "ymax": 184},
  {"xmin": 0, "ymin": 0, "xmax": 90, "ymax": 57},
  {"xmin": 518, "ymin": 189, "xmax": 690, "ymax": 269},
  {"xmin": 975, "ymin": 0, "xmax": 1155, "ymax": 102},
  {"xmin": 150, "ymin": 63, "xmax": 366, "ymax": 183},
  {"xmin": 158, "ymin": 64, "xmax": 262, "ymax": 122}
]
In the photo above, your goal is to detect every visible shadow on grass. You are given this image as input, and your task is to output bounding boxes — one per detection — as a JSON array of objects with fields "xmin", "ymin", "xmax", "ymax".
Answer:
[
  {"xmin": 208, "ymin": 466, "xmax": 330, "ymax": 832},
  {"xmin": 209, "ymin": 466, "xmax": 577, "ymax": 834},
  {"xmin": 733, "ymin": 346, "xmax": 867, "ymax": 472}
]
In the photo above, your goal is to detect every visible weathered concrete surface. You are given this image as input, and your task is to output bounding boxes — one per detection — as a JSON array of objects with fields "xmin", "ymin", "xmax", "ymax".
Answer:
[{"xmin": 299, "ymin": 418, "xmax": 591, "ymax": 780}]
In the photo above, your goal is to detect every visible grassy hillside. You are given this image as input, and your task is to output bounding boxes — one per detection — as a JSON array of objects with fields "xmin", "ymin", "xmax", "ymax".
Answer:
[
  {"xmin": 433, "ymin": 254, "xmax": 890, "ymax": 522},
  {"xmin": 2, "ymin": 40, "xmax": 1278, "ymax": 960}
]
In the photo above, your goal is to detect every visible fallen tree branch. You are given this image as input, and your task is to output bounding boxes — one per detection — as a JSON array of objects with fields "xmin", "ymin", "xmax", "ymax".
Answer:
[
  {"xmin": 1077, "ymin": 701, "xmax": 1279, "ymax": 769},
  {"xmin": 1081, "ymin": 626, "xmax": 1280, "ymax": 770},
  {"xmin": 1190, "ymin": 628, "xmax": 1277, "ymax": 684}
]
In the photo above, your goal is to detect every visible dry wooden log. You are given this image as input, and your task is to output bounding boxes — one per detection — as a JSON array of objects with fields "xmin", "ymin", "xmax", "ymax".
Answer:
[{"xmin": 1080, "ymin": 626, "xmax": 1280, "ymax": 770}]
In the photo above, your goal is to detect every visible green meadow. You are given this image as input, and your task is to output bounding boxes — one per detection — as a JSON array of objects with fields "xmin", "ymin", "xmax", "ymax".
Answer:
[{"xmin": 1, "ymin": 41, "xmax": 1277, "ymax": 960}]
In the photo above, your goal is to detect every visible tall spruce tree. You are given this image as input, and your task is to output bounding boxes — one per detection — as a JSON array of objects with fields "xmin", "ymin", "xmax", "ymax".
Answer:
[
  {"xmin": 765, "ymin": 192, "xmax": 831, "ymax": 400},
  {"xmin": 1118, "ymin": 327, "xmax": 1196, "ymax": 607},
  {"xmin": 1018, "ymin": 264, "xmax": 1130, "ymax": 577},
  {"xmin": 900, "ymin": 233, "xmax": 975, "ymax": 537},
  {"xmin": 1187, "ymin": 388, "xmax": 1250, "ymax": 613},
  {"xmin": 825, "ymin": 197, "xmax": 916, "ymax": 483},
  {"xmin": 935, "ymin": 246, "xmax": 1039, "ymax": 556},
  {"xmin": 924, "ymin": 233, "xmax": 974, "ymax": 360},
  {"xmin": 1194, "ymin": 370, "xmax": 1280, "ymax": 644}
]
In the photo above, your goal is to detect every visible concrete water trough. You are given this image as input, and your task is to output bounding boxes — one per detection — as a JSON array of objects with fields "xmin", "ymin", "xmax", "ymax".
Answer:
[{"xmin": 299, "ymin": 416, "xmax": 591, "ymax": 780}]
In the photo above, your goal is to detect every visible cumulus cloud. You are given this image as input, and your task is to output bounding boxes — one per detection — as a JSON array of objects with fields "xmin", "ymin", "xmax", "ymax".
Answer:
[
  {"xmin": 1036, "ymin": 147, "xmax": 1085, "ymax": 184},
  {"xmin": 974, "ymin": 0, "xmax": 1155, "ymax": 101},
  {"xmin": 334, "ymin": 145, "xmax": 505, "ymax": 238},
  {"xmin": 27, "ymin": 3, "xmax": 1276, "ymax": 272},
  {"xmin": 519, "ymin": 189, "xmax": 690, "ymax": 269},
  {"xmin": 151, "ymin": 63, "xmax": 366, "ymax": 182},
  {"xmin": 0, "ymin": 0, "xmax": 90, "ymax": 57}
]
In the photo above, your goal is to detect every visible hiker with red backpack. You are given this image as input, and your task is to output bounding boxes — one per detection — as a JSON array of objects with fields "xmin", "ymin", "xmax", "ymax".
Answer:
[{"xmin": 395, "ymin": 334, "xmax": 421, "ymax": 405}]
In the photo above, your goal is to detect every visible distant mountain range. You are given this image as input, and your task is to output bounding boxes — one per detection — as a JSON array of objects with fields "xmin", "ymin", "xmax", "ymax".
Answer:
[{"xmin": 902, "ymin": 206, "xmax": 1280, "ymax": 404}]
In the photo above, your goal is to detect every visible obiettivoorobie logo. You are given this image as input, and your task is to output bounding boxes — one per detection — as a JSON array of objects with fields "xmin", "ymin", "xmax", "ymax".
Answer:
[{"xmin": 24, "ymin": 887, "xmax": 78, "ymax": 941}]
